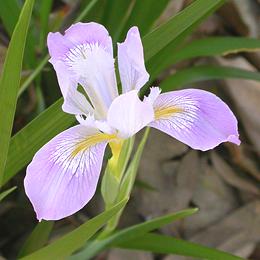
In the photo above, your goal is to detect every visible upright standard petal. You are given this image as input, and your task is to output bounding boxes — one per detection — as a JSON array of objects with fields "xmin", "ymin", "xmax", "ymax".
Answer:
[
  {"xmin": 47, "ymin": 22, "xmax": 113, "ymax": 62},
  {"xmin": 47, "ymin": 22, "xmax": 118, "ymax": 119},
  {"xmin": 24, "ymin": 125, "xmax": 116, "ymax": 221},
  {"xmin": 118, "ymin": 27, "xmax": 149, "ymax": 93},
  {"xmin": 149, "ymin": 89, "xmax": 240, "ymax": 151},
  {"xmin": 107, "ymin": 90, "xmax": 154, "ymax": 138}
]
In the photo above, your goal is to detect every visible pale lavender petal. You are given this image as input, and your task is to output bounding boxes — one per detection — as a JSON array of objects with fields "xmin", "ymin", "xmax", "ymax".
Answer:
[
  {"xmin": 65, "ymin": 22, "xmax": 113, "ymax": 55},
  {"xmin": 118, "ymin": 26, "xmax": 149, "ymax": 93},
  {"xmin": 52, "ymin": 61, "xmax": 94, "ymax": 115},
  {"xmin": 150, "ymin": 89, "xmax": 240, "ymax": 151},
  {"xmin": 47, "ymin": 22, "xmax": 113, "ymax": 62},
  {"xmin": 47, "ymin": 32, "xmax": 74, "ymax": 62},
  {"xmin": 107, "ymin": 90, "xmax": 154, "ymax": 138},
  {"xmin": 24, "ymin": 125, "xmax": 109, "ymax": 221},
  {"xmin": 47, "ymin": 22, "xmax": 117, "ymax": 119}
]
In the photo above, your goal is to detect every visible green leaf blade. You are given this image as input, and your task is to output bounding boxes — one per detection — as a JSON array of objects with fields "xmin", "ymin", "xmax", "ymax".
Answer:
[
  {"xmin": 0, "ymin": 0, "xmax": 35, "ymax": 186},
  {"xmin": 161, "ymin": 65, "xmax": 260, "ymax": 91},
  {"xmin": 143, "ymin": 0, "xmax": 225, "ymax": 61},
  {"xmin": 117, "ymin": 233, "xmax": 244, "ymax": 260},
  {"xmin": 172, "ymin": 37, "xmax": 260, "ymax": 65},
  {"xmin": 0, "ymin": 186, "xmax": 16, "ymax": 202},
  {"xmin": 19, "ymin": 221, "xmax": 54, "ymax": 258},
  {"xmin": 20, "ymin": 199, "xmax": 127, "ymax": 260},
  {"xmin": 71, "ymin": 208, "xmax": 198, "ymax": 260},
  {"xmin": 3, "ymin": 99, "xmax": 75, "ymax": 186}
]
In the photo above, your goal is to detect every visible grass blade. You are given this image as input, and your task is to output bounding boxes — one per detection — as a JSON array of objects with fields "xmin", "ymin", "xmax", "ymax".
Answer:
[
  {"xmin": 119, "ymin": 0, "xmax": 170, "ymax": 38},
  {"xmin": 39, "ymin": 0, "xmax": 53, "ymax": 50},
  {"xmin": 143, "ymin": 0, "xmax": 225, "ymax": 61},
  {"xmin": 18, "ymin": 221, "xmax": 54, "ymax": 257},
  {"xmin": 161, "ymin": 65, "xmax": 260, "ymax": 91},
  {"xmin": 0, "ymin": 0, "xmax": 20, "ymax": 35},
  {"xmin": 170, "ymin": 37, "xmax": 260, "ymax": 65},
  {"xmin": 0, "ymin": 186, "xmax": 16, "ymax": 202},
  {"xmin": 3, "ymin": 99, "xmax": 74, "ymax": 186},
  {"xmin": 70, "ymin": 208, "xmax": 198, "ymax": 260},
  {"xmin": 117, "ymin": 233, "xmax": 244, "ymax": 260},
  {"xmin": 20, "ymin": 199, "xmax": 127, "ymax": 260},
  {"xmin": 0, "ymin": 0, "xmax": 34, "ymax": 186}
]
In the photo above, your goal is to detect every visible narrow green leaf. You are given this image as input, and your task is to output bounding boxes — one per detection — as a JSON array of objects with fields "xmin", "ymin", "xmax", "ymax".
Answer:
[
  {"xmin": 3, "ymin": 99, "xmax": 74, "ymax": 186},
  {"xmin": 19, "ymin": 221, "xmax": 54, "ymax": 257},
  {"xmin": 18, "ymin": 55, "xmax": 49, "ymax": 97},
  {"xmin": 120, "ymin": 0, "xmax": 170, "ymax": 38},
  {"xmin": 70, "ymin": 208, "xmax": 198, "ymax": 260},
  {"xmin": 161, "ymin": 65, "xmax": 260, "ymax": 91},
  {"xmin": 39, "ymin": 0, "xmax": 53, "ymax": 50},
  {"xmin": 118, "ymin": 128, "xmax": 150, "ymax": 201},
  {"xmin": 101, "ymin": 0, "xmax": 132, "ymax": 39},
  {"xmin": 0, "ymin": 0, "xmax": 34, "ymax": 186},
  {"xmin": 145, "ymin": 1, "xmax": 226, "ymax": 84},
  {"xmin": 117, "ymin": 233, "xmax": 244, "ymax": 260},
  {"xmin": 170, "ymin": 37, "xmax": 260, "ymax": 65},
  {"xmin": 0, "ymin": 186, "xmax": 16, "ymax": 202},
  {"xmin": 75, "ymin": 0, "xmax": 100, "ymax": 23},
  {"xmin": 0, "ymin": 0, "xmax": 21, "ymax": 35},
  {"xmin": 20, "ymin": 199, "xmax": 127, "ymax": 260},
  {"xmin": 0, "ymin": 0, "xmax": 37, "ymax": 69},
  {"xmin": 143, "ymin": 0, "xmax": 225, "ymax": 61}
]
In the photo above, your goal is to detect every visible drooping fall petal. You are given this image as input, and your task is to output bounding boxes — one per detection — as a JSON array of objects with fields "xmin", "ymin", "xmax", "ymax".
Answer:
[
  {"xmin": 24, "ymin": 125, "xmax": 114, "ymax": 221},
  {"xmin": 118, "ymin": 26, "xmax": 149, "ymax": 93},
  {"xmin": 149, "ymin": 89, "xmax": 240, "ymax": 151},
  {"xmin": 107, "ymin": 90, "xmax": 154, "ymax": 138}
]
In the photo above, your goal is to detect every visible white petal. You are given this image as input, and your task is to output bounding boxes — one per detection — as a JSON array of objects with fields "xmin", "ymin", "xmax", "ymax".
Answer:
[{"xmin": 107, "ymin": 90, "xmax": 154, "ymax": 138}]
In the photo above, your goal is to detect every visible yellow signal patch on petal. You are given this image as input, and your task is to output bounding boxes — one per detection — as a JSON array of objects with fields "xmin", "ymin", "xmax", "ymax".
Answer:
[
  {"xmin": 71, "ymin": 133, "xmax": 117, "ymax": 157},
  {"xmin": 154, "ymin": 106, "xmax": 183, "ymax": 120}
]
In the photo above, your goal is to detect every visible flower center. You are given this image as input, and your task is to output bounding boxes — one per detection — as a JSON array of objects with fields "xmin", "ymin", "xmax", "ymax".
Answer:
[{"xmin": 71, "ymin": 133, "xmax": 117, "ymax": 157}]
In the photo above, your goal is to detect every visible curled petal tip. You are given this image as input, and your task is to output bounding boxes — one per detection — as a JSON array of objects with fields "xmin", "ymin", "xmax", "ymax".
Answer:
[
  {"xmin": 128, "ymin": 26, "xmax": 139, "ymax": 35},
  {"xmin": 227, "ymin": 134, "xmax": 241, "ymax": 145}
]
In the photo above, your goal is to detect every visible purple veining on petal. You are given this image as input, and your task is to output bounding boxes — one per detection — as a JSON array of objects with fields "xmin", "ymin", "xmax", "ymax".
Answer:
[
  {"xmin": 24, "ymin": 125, "xmax": 108, "ymax": 221},
  {"xmin": 150, "ymin": 89, "xmax": 240, "ymax": 151}
]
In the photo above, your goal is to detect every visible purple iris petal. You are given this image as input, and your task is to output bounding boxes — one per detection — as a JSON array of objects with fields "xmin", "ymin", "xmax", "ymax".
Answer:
[
  {"xmin": 52, "ymin": 61, "xmax": 93, "ymax": 115},
  {"xmin": 24, "ymin": 125, "xmax": 108, "ymax": 221},
  {"xmin": 47, "ymin": 22, "xmax": 117, "ymax": 119},
  {"xmin": 47, "ymin": 22, "xmax": 113, "ymax": 62},
  {"xmin": 149, "ymin": 89, "xmax": 240, "ymax": 151},
  {"xmin": 118, "ymin": 26, "xmax": 149, "ymax": 93}
]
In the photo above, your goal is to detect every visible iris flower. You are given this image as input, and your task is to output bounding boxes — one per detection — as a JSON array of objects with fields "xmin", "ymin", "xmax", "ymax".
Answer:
[{"xmin": 24, "ymin": 22, "xmax": 240, "ymax": 221}]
